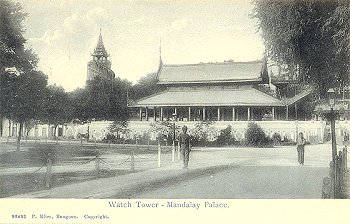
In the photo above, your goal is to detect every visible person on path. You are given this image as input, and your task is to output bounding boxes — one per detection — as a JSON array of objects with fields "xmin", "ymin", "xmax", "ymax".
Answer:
[
  {"xmin": 297, "ymin": 132, "xmax": 306, "ymax": 165},
  {"xmin": 179, "ymin": 125, "xmax": 191, "ymax": 169}
]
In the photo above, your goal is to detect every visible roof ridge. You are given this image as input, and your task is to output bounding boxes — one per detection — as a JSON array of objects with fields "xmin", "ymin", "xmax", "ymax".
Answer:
[{"xmin": 163, "ymin": 60, "xmax": 263, "ymax": 67}]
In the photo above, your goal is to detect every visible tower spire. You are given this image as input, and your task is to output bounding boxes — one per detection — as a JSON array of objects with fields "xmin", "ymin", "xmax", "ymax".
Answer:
[{"xmin": 159, "ymin": 37, "xmax": 162, "ymax": 65}]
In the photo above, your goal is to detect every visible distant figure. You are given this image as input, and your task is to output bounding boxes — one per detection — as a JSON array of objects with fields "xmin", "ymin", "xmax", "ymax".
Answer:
[
  {"xmin": 297, "ymin": 132, "xmax": 306, "ymax": 165},
  {"xmin": 179, "ymin": 126, "xmax": 191, "ymax": 169}
]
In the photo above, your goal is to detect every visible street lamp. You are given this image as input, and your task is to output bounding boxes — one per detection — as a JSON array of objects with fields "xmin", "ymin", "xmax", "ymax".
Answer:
[
  {"xmin": 172, "ymin": 112, "xmax": 177, "ymax": 162},
  {"xmin": 328, "ymin": 88, "xmax": 337, "ymax": 161}
]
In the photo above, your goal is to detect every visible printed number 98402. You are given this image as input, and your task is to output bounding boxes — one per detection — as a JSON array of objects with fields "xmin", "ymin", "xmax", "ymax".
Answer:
[{"xmin": 12, "ymin": 214, "xmax": 26, "ymax": 219}]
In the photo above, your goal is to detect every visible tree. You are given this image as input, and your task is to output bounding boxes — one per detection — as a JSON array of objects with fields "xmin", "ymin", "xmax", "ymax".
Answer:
[
  {"xmin": 253, "ymin": 0, "xmax": 349, "ymax": 96},
  {"xmin": 130, "ymin": 73, "xmax": 166, "ymax": 100},
  {"xmin": 70, "ymin": 76, "xmax": 131, "ymax": 122},
  {"xmin": 1, "ymin": 0, "xmax": 47, "ymax": 150},
  {"xmin": 41, "ymin": 85, "xmax": 73, "ymax": 138},
  {"xmin": 4, "ymin": 71, "xmax": 47, "ymax": 150}
]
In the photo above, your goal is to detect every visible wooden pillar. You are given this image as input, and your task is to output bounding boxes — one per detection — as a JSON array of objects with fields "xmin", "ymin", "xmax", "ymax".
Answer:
[
  {"xmin": 232, "ymin": 107, "xmax": 235, "ymax": 121},
  {"xmin": 217, "ymin": 107, "xmax": 220, "ymax": 121},
  {"xmin": 154, "ymin": 107, "xmax": 156, "ymax": 121},
  {"xmin": 188, "ymin": 107, "xmax": 191, "ymax": 121},
  {"xmin": 247, "ymin": 107, "xmax": 250, "ymax": 121},
  {"xmin": 145, "ymin": 107, "xmax": 148, "ymax": 121},
  {"xmin": 286, "ymin": 106, "xmax": 289, "ymax": 120},
  {"xmin": 203, "ymin": 107, "xmax": 206, "ymax": 121},
  {"xmin": 160, "ymin": 107, "xmax": 163, "ymax": 121},
  {"xmin": 174, "ymin": 107, "xmax": 177, "ymax": 117},
  {"xmin": 272, "ymin": 107, "xmax": 275, "ymax": 121},
  {"xmin": 139, "ymin": 108, "xmax": 142, "ymax": 121}
]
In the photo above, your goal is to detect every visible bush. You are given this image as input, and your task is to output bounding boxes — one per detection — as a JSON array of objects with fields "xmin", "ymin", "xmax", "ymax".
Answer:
[
  {"xmin": 245, "ymin": 123, "xmax": 271, "ymax": 147},
  {"xmin": 216, "ymin": 125, "xmax": 235, "ymax": 146},
  {"xmin": 190, "ymin": 121, "xmax": 215, "ymax": 147},
  {"xmin": 272, "ymin": 132, "xmax": 282, "ymax": 145}
]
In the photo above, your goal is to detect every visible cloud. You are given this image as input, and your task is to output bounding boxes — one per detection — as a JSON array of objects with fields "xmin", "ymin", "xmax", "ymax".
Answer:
[{"xmin": 28, "ymin": 30, "xmax": 62, "ymax": 44}]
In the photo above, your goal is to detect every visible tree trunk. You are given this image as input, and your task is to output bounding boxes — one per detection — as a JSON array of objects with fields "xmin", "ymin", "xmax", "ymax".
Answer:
[
  {"xmin": 53, "ymin": 124, "xmax": 58, "ymax": 138},
  {"xmin": 17, "ymin": 122, "xmax": 23, "ymax": 151}
]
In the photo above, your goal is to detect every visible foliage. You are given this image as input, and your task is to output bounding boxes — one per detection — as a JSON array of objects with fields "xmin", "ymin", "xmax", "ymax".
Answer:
[
  {"xmin": 190, "ymin": 121, "xmax": 216, "ymax": 146},
  {"xmin": 130, "ymin": 73, "xmax": 166, "ymax": 100},
  {"xmin": 253, "ymin": 0, "xmax": 349, "ymax": 96},
  {"xmin": 70, "ymin": 77, "xmax": 132, "ymax": 122},
  {"xmin": 0, "ymin": 0, "xmax": 47, "ymax": 150},
  {"xmin": 216, "ymin": 125, "xmax": 235, "ymax": 146},
  {"xmin": 245, "ymin": 122, "xmax": 271, "ymax": 147},
  {"xmin": 41, "ymin": 85, "xmax": 73, "ymax": 135},
  {"xmin": 148, "ymin": 120, "xmax": 179, "ymax": 141},
  {"xmin": 271, "ymin": 132, "xmax": 282, "ymax": 146},
  {"xmin": 108, "ymin": 120, "xmax": 130, "ymax": 139}
]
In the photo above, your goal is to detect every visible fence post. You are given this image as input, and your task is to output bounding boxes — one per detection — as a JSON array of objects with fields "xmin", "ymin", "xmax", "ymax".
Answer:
[
  {"xmin": 108, "ymin": 140, "xmax": 111, "ymax": 148},
  {"xmin": 158, "ymin": 140, "xmax": 161, "ymax": 168},
  {"xmin": 94, "ymin": 137, "xmax": 97, "ymax": 147},
  {"xmin": 172, "ymin": 140, "xmax": 175, "ymax": 162},
  {"xmin": 131, "ymin": 148, "xmax": 135, "ymax": 172},
  {"xmin": 329, "ymin": 161, "xmax": 335, "ymax": 198},
  {"xmin": 177, "ymin": 140, "xmax": 181, "ymax": 160},
  {"xmin": 147, "ymin": 139, "xmax": 150, "ymax": 150},
  {"xmin": 80, "ymin": 136, "xmax": 83, "ymax": 146},
  {"xmin": 136, "ymin": 138, "xmax": 139, "ymax": 150},
  {"xmin": 45, "ymin": 155, "xmax": 52, "ymax": 188},
  {"xmin": 95, "ymin": 154, "xmax": 100, "ymax": 177}
]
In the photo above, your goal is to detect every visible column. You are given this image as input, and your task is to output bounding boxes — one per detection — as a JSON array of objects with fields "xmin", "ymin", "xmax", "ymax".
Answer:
[
  {"xmin": 247, "ymin": 107, "xmax": 250, "ymax": 121},
  {"xmin": 145, "ymin": 107, "xmax": 148, "ymax": 121},
  {"xmin": 203, "ymin": 107, "xmax": 206, "ymax": 121},
  {"xmin": 174, "ymin": 107, "xmax": 177, "ymax": 116},
  {"xmin": 286, "ymin": 106, "xmax": 289, "ymax": 120},
  {"xmin": 188, "ymin": 107, "xmax": 191, "ymax": 121},
  {"xmin": 154, "ymin": 107, "xmax": 156, "ymax": 121},
  {"xmin": 272, "ymin": 107, "xmax": 275, "ymax": 121},
  {"xmin": 139, "ymin": 108, "xmax": 142, "ymax": 121},
  {"xmin": 160, "ymin": 107, "xmax": 163, "ymax": 121},
  {"xmin": 232, "ymin": 107, "xmax": 235, "ymax": 121},
  {"xmin": 217, "ymin": 107, "xmax": 220, "ymax": 121}
]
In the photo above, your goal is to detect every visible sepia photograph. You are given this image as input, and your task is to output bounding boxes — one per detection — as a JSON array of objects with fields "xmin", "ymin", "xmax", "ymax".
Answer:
[{"xmin": 0, "ymin": 0, "xmax": 349, "ymax": 203}]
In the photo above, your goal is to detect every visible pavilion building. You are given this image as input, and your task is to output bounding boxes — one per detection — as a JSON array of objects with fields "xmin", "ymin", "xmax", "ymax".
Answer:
[
  {"xmin": 129, "ymin": 59, "xmax": 304, "ymax": 122},
  {"xmin": 126, "ymin": 58, "xmax": 332, "ymax": 142}
]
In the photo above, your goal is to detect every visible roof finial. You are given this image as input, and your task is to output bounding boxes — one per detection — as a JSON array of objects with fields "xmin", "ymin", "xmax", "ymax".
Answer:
[{"xmin": 159, "ymin": 37, "xmax": 162, "ymax": 61}]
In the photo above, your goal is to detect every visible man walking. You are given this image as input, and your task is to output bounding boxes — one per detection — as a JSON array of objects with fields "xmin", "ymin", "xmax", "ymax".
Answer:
[
  {"xmin": 297, "ymin": 132, "xmax": 306, "ymax": 165},
  {"xmin": 179, "ymin": 126, "xmax": 191, "ymax": 169}
]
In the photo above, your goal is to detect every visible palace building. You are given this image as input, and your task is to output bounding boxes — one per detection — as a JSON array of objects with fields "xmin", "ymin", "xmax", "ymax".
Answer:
[
  {"xmin": 86, "ymin": 31, "xmax": 115, "ymax": 82},
  {"xmin": 129, "ymin": 58, "xmax": 310, "ymax": 123}
]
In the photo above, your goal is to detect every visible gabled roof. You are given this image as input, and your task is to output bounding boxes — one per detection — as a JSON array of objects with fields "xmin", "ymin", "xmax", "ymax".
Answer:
[
  {"xmin": 157, "ymin": 60, "xmax": 264, "ymax": 84},
  {"xmin": 129, "ymin": 87, "xmax": 284, "ymax": 107},
  {"xmin": 283, "ymin": 87, "xmax": 314, "ymax": 105}
]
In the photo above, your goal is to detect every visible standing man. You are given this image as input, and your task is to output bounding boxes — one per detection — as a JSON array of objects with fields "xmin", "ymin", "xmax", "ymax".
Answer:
[
  {"xmin": 179, "ymin": 126, "xmax": 191, "ymax": 169},
  {"xmin": 297, "ymin": 132, "xmax": 306, "ymax": 165}
]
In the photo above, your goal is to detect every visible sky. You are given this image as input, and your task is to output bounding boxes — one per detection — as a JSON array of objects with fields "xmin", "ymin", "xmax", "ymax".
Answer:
[{"xmin": 19, "ymin": 0, "xmax": 265, "ymax": 91}]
